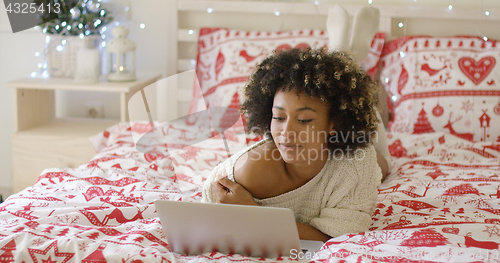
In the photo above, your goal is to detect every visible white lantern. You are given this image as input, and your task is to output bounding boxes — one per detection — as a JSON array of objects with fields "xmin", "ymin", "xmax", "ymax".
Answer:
[{"xmin": 107, "ymin": 26, "xmax": 136, "ymax": 81}]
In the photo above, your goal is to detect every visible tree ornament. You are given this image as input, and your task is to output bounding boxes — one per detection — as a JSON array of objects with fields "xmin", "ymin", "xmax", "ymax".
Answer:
[
  {"xmin": 494, "ymin": 98, "xmax": 500, "ymax": 115},
  {"xmin": 397, "ymin": 64, "xmax": 409, "ymax": 95},
  {"xmin": 432, "ymin": 102, "xmax": 444, "ymax": 117}
]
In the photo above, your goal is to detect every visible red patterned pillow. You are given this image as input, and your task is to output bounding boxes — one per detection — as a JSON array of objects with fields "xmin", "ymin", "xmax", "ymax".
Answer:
[
  {"xmin": 189, "ymin": 28, "xmax": 386, "ymax": 135},
  {"xmin": 380, "ymin": 36, "xmax": 500, "ymax": 142}
]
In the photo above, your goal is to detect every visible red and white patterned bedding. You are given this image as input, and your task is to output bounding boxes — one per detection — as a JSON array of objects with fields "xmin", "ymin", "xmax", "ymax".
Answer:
[{"xmin": 1, "ymin": 121, "xmax": 499, "ymax": 262}]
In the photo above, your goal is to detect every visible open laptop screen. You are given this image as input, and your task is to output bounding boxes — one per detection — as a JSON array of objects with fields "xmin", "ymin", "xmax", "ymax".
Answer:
[{"xmin": 154, "ymin": 200, "xmax": 302, "ymax": 257}]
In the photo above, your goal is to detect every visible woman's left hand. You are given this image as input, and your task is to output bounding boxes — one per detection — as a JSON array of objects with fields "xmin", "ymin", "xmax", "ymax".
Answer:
[{"xmin": 212, "ymin": 177, "xmax": 259, "ymax": 206}]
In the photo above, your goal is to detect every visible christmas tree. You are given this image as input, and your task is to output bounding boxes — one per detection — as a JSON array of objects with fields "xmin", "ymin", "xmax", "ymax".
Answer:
[
  {"xmin": 413, "ymin": 108, "xmax": 435, "ymax": 134},
  {"xmin": 0, "ymin": 239, "xmax": 15, "ymax": 263},
  {"xmin": 383, "ymin": 205, "xmax": 394, "ymax": 216},
  {"xmin": 36, "ymin": 0, "xmax": 112, "ymax": 36},
  {"xmin": 82, "ymin": 244, "xmax": 107, "ymax": 263},
  {"xmin": 219, "ymin": 92, "xmax": 242, "ymax": 130}
]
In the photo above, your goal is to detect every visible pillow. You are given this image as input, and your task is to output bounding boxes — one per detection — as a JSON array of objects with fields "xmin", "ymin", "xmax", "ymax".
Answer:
[
  {"xmin": 380, "ymin": 35, "xmax": 500, "ymax": 142},
  {"xmin": 189, "ymin": 28, "xmax": 386, "ymax": 137}
]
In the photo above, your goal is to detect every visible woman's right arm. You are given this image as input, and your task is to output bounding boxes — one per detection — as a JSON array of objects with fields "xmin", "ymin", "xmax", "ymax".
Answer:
[
  {"xmin": 202, "ymin": 140, "xmax": 269, "ymax": 203},
  {"xmin": 204, "ymin": 139, "xmax": 277, "ymax": 203},
  {"xmin": 232, "ymin": 140, "xmax": 280, "ymax": 199}
]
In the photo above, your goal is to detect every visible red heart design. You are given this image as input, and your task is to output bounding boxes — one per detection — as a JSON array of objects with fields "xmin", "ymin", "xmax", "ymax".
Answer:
[{"xmin": 458, "ymin": 56, "xmax": 496, "ymax": 85}]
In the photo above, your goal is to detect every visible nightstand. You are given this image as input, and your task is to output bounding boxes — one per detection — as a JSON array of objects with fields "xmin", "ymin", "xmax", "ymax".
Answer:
[{"xmin": 7, "ymin": 74, "xmax": 161, "ymax": 193}]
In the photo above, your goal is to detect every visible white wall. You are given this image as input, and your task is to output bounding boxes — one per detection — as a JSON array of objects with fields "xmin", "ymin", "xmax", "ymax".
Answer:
[
  {"xmin": 0, "ymin": 9, "xmax": 46, "ymax": 198},
  {"xmin": 0, "ymin": 0, "xmax": 499, "ymax": 197}
]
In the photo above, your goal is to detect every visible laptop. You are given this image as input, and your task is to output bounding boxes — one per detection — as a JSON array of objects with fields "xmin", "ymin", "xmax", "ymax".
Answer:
[{"xmin": 154, "ymin": 200, "xmax": 324, "ymax": 258}]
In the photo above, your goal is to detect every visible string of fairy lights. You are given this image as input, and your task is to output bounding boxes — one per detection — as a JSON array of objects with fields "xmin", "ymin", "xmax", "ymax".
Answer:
[
  {"xmin": 203, "ymin": 0, "xmax": 495, "ymax": 44},
  {"xmin": 31, "ymin": 0, "xmax": 496, "ymax": 78},
  {"xmin": 388, "ymin": 0, "xmax": 493, "ymax": 42},
  {"xmin": 389, "ymin": 0, "xmax": 493, "ymax": 62}
]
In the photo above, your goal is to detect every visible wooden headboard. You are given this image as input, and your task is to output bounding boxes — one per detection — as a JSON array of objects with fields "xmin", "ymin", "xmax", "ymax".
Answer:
[{"xmin": 158, "ymin": 0, "xmax": 500, "ymax": 122}]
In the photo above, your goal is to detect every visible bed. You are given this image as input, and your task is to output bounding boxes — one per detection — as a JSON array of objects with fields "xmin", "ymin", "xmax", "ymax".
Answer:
[{"xmin": 2, "ymin": 0, "xmax": 500, "ymax": 262}]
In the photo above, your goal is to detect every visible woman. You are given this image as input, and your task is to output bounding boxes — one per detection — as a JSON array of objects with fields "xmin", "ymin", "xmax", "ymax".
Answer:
[{"xmin": 202, "ymin": 48, "xmax": 382, "ymax": 242}]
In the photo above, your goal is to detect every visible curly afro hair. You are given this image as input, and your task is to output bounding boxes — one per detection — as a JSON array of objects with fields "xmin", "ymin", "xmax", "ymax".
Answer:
[{"xmin": 240, "ymin": 47, "xmax": 379, "ymax": 152}]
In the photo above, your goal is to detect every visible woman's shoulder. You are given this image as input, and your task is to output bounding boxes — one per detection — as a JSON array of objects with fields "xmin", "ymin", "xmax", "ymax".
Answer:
[
  {"xmin": 233, "ymin": 139, "xmax": 284, "ymax": 198},
  {"xmin": 234, "ymin": 138, "xmax": 279, "ymax": 168}
]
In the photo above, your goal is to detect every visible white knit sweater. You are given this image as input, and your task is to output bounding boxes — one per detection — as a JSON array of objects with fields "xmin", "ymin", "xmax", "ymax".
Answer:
[{"xmin": 202, "ymin": 139, "xmax": 382, "ymax": 238}]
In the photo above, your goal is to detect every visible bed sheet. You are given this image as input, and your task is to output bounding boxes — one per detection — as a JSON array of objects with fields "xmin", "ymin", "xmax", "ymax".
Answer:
[{"xmin": 0, "ymin": 122, "xmax": 499, "ymax": 263}]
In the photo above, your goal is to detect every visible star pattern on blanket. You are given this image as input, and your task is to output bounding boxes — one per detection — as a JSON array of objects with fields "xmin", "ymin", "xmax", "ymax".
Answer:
[
  {"xmin": 28, "ymin": 240, "xmax": 74, "ymax": 263},
  {"xmin": 461, "ymin": 99, "xmax": 474, "ymax": 113},
  {"xmin": 483, "ymin": 225, "xmax": 500, "ymax": 238}
]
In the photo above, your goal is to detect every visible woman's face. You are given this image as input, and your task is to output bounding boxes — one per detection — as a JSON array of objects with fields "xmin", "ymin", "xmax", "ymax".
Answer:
[{"xmin": 270, "ymin": 89, "xmax": 334, "ymax": 164}]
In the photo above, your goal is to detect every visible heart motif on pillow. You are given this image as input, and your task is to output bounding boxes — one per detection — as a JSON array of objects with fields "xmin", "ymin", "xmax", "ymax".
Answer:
[
  {"xmin": 458, "ymin": 56, "xmax": 496, "ymax": 85},
  {"xmin": 275, "ymin": 43, "xmax": 311, "ymax": 52}
]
